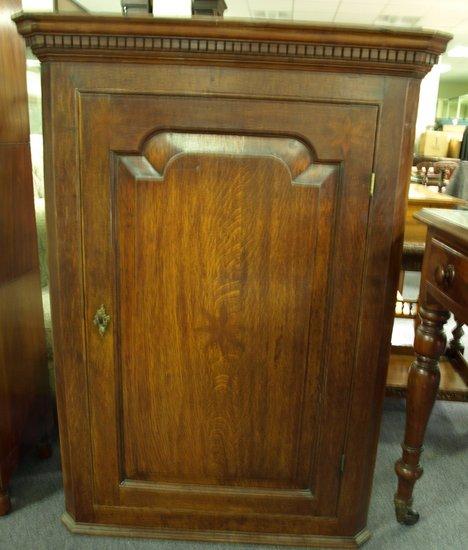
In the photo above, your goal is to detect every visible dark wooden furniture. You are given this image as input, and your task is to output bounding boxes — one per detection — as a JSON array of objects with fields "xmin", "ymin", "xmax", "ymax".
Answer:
[
  {"xmin": 395, "ymin": 208, "xmax": 467, "ymax": 525},
  {"xmin": 414, "ymin": 158, "xmax": 460, "ymax": 192},
  {"xmin": 389, "ymin": 184, "xmax": 464, "ymax": 389},
  {"xmin": 15, "ymin": 13, "xmax": 449, "ymax": 546},
  {"xmin": 393, "ymin": 184, "xmax": 465, "ymax": 321},
  {"xmin": 387, "ymin": 351, "xmax": 467, "ymax": 401},
  {"xmin": 0, "ymin": 0, "xmax": 50, "ymax": 516},
  {"xmin": 403, "ymin": 184, "xmax": 466, "ymax": 246},
  {"xmin": 387, "ymin": 185, "xmax": 467, "ymax": 399}
]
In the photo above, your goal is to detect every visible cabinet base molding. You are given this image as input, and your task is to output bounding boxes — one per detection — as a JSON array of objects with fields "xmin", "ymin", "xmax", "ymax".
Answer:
[{"xmin": 61, "ymin": 513, "xmax": 371, "ymax": 548}]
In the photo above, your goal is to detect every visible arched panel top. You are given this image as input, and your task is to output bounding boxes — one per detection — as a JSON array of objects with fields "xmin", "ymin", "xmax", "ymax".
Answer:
[
  {"xmin": 119, "ymin": 132, "xmax": 337, "ymax": 188},
  {"xmin": 142, "ymin": 133, "xmax": 316, "ymax": 176}
]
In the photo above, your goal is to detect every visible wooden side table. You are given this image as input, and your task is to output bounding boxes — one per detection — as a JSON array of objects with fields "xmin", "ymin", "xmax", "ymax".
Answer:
[
  {"xmin": 394, "ymin": 208, "xmax": 468, "ymax": 525},
  {"xmin": 387, "ymin": 185, "xmax": 467, "ymax": 400},
  {"xmin": 393, "ymin": 184, "xmax": 465, "ymax": 324}
]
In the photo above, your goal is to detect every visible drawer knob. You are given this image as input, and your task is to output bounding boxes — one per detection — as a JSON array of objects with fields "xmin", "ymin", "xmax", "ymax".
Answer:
[{"xmin": 434, "ymin": 264, "xmax": 455, "ymax": 288}]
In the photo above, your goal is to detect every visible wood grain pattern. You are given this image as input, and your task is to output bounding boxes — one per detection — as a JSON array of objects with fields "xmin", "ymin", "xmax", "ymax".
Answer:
[
  {"xmin": 0, "ymin": 145, "xmax": 39, "ymax": 284},
  {"xmin": 404, "ymin": 184, "xmax": 466, "ymax": 245},
  {"xmin": 78, "ymin": 94, "xmax": 376, "ymax": 525},
  {"xmin": 386, "ymin": 352, "xmax": 467, "ymax": 401},
  {"xmin": 0, "ymin": 1, "xmax": 30, "ymax": 143},
  {"xmin": 61, "ymin": 511, "xmax": 371, "ymax": 548},
  {"xmin": 118, "ymin": 134, "xmax": 334, "ymax": 490},
  {"xmin": 415, "ymin": 208, "xmax": 468, "ymax": 244},
  {"xmin": 14, "ymin": 13, "xmax": 449, "ymax": 77},
  {"xmin": 0, "ymin": 0, "xmax": 49, "ymax": 516},
  {"xmin": 13, "ymin": 13, "xmax": 450, "ymax": 545}
]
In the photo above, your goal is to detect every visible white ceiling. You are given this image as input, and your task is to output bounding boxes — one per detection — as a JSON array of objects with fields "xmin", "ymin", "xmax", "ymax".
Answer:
[
  {"xmin": 25, "ymin": 0, "xmax": 468, "ymax": 81},
  {"xmin": 224, "ymin": 1, "xmax": 468, "ymax": 81}
]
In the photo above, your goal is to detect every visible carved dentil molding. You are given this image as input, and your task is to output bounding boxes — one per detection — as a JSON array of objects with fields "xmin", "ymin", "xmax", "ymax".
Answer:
[{"xmin": 14, "ymin": 14, "xmax": 450, "ymax": 77}]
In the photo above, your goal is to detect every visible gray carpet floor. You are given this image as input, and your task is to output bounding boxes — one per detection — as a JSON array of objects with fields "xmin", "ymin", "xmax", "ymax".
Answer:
[{"xmin": 1, "ymin": 398, "xmax": 467, "ymax": 550}]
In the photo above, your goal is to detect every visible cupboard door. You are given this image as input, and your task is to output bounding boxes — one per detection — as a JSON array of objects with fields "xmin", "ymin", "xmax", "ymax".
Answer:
[{"xmin": 80, "ymin": 93, "xmax": 377, "ymax": 531}]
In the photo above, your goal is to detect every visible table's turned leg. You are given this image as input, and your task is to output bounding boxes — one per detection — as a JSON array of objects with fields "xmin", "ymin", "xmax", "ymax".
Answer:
[
  {"xmin": 394, "ymin": 304, "xmax": 449, "ymax": 525},
  {"xmin": 0, "ymin": 488, "xmax": 11, "ymax": 516}
]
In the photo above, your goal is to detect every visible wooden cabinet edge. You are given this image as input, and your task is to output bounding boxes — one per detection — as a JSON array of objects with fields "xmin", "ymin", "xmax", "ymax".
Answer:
[
  {"xmin": 13, "ymin": 13, "xmax": 450, "ymax": 78},
  {"xmin": 61, "ymin": 512, "xmax": 372, "ymax": 548}
]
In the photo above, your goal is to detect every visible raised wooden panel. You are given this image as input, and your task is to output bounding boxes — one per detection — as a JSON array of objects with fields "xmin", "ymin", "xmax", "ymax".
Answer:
[
  {"xmin": 77, "ymin": 91, "xmax": 378, "ymax": 526},
  {"xmin": 117, "ymin": 133, "xmax": 337, "ymax": 495},
  {"xmin": 139, "ymin": 132, "xmax": 330, "ymax": 185}
]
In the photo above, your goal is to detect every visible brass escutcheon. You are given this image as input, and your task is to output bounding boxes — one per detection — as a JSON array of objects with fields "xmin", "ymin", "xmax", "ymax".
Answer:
[{"xmin": 93, "ymin": 304, "xmax": 110, "ymax": 336}]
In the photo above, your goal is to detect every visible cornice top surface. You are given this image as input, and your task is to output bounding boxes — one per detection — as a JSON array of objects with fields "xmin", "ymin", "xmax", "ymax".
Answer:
[{"xmin": 13, "ymin": 12, "xmax": 451, "ymax": 78}]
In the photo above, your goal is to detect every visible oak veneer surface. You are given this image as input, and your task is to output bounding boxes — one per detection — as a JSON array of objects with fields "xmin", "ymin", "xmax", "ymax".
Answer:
[
  {"xmin": 14, "ymin": 12, "xmax": 450, "ymax": 546},
  {"xmin": 386, "ymin": 353, "xmax": 467, "ymax": 402},
  {"xmin": 0, "ymin": 0, "xmax": 48, "ymax": 515},
  {"xmin": 404, "ymin": 184, "xmax": 466, "ymax": 245}
]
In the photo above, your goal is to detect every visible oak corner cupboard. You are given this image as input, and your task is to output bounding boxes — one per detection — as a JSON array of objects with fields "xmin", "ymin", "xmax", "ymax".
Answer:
[{"xmin": 14, "ymin": 12, "xmax": 449, "ymax": 547}]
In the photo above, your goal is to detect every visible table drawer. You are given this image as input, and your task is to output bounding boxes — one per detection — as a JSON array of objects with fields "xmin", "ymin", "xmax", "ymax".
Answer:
[{"xmin": 425, "ymin": 237, "xmax": 468, "ymax": 308}]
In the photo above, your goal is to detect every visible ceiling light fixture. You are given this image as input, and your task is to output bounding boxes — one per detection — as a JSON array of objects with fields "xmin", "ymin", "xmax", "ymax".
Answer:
[
  {"xmin": 252, "ymin": 10, "xmax": 292, "ymax": 19},
  {"xmin": 375, "ymin": 14, "xmax": 421, "ymax": 27}
]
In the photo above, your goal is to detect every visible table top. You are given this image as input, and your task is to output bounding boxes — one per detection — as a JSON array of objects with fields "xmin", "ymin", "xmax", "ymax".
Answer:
[
  {"xmin": 408, "ymin": 184, "xmax": 466, "ymax": 206},
  {"xmin": 414, "ymin": 208, "xmax": 468, "ymax": 244}
]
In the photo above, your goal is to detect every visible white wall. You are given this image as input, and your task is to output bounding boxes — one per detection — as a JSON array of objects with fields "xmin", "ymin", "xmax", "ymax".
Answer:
[
  {"xmin": 414, "ymin": 66, "xmax": 441, "ymax": 148},
  {"xmin": 153, "ymin": 0, "xmax": 191, "ymax": 17},
  {"xmin": 22, "ymin": 0, "xmax": 54, "ymax": 10}
]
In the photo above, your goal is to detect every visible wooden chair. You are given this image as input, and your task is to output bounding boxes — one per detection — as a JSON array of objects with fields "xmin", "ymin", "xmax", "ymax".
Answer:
[{"xmin": 414, "ymin": 158, "xmax": 460, "ymax": 192}]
